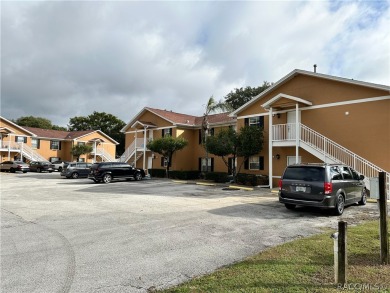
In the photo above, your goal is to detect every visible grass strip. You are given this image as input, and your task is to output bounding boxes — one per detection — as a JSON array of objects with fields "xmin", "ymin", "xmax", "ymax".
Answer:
[{"xmin": 161, "ymin": 221, "xmax": 390, "ymax": 293}]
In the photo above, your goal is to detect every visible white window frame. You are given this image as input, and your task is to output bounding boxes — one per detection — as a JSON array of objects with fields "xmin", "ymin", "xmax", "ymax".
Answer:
[
  {"xmin": 249, "ymin": 117, "xmax": 260, "ymax": 126},
  {"xmin": 249, "ymin": 156, "xmax": 260, "ymax": 170},
  {"xmin": 50, "ymin": 140, "xmax": 60, "ymax": 150},
  {"xmin": 16, "ymin": 136, "xmax": 26, "ymax": 143},
  {"xmin": 201, "ymin": 158, "xmax": 212, "ymax": 172},
  {"xmin": 31, "ymin": 138, "xmax": 39, "ymax": 149},
  {"xmin": 163, "ymin": 128, "xmax": 172, "ymax": 137}
]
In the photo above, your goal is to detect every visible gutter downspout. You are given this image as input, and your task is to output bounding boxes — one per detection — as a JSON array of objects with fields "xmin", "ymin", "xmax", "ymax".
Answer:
[{"xmin": 295, "ymin": 103, "xmax": 299, "ymax": 163}]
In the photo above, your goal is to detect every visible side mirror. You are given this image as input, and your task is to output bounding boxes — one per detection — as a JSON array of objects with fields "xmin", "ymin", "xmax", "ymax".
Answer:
[{"xmin": 359, "ymin": 174, "xmax": 365, "ymax": 180}]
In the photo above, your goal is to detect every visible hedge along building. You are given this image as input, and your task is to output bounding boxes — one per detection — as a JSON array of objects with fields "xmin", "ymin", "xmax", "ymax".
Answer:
[
  {"xmin": 120, "ymin": 107, "xmax": 236, "ymax": 173},
  {"xmin": 0, "ymin": 116, "xmax": 118, "ymax": 163},
  {"xmin": 230, "ymin": 69, "xmax": 390, "ymax": 189}
]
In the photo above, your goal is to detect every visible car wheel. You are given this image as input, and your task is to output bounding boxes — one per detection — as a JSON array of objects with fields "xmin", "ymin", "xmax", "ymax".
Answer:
[
  {"xmin": 358, "ymin": 188, "xmax": 367, "ymax": 205},
  {"xmin": 37, "ymin": 167, "xmax": 41, "ymax": 173},
  {"xmin": 10, "ymin": 168, "xmax": 15, "ymax": 173},
  {"xmin": 134, "ymin": 172, "xmax": 142, "ymax": 181},
  {"xmin": 334, "ymin": 194, "xmax": 345, "ymax": 215},
  {"xmin": 58, "ymin": 167, "xmax": 63, "ymax": 172},
  {"xmin": 103, "ymin": 174, "xmax": 112, "ymax": 184},
  {"xmin": 285, "ymin": 203, "xmax": 296, "ymax": 210},
  {"xmin": 71, "ymin": 172, "xmax": 79, "ymax": 179}
]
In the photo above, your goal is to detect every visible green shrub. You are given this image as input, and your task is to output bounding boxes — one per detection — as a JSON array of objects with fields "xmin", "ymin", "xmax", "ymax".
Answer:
[
  {"xmin": 204, "ymin": 172, "xmax": 229, "ymax": 183},
  {"xmin": 168, "ymin": 170, "xmax": 200, "ymax": 180},
  {"xmin": 148, "ymin": 169, "xmax": 166, "ymax": 178},
  {"xmin": 236, "ymin": 173, "xmax": 269, "ymax": 186}
]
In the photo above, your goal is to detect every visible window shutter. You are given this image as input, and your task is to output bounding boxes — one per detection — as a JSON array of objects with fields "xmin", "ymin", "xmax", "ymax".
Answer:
[
  {"xmin": 210, "ymin": 158, "xmax": 214, "ymax": 172},
  {"xmin": 37, "ymin": 139, "xmax": 40, "ymax": 149},
  {"xmin": 259, "ymin": 156, "xmax": 264, "ymax": 170},
  {"xmin": 24, "ymin": 137, "xmax": 27, "ymax": 143},
  {"xmin": 59, "ymin": 141, "xmax": 62, "ymax": 150},
  {"xmin": 15, "ymin": 136, "xmax": 18, "ymax": 142},
  {"xmin": 210, "ymin": 128, "xmax": 214, "ymax": 136},
  {"xmin": 161, "ymin": 129, "xmax": 165, "ymax": 137},
  {"xmin": 259, "ymin": 116, "xmax": 264, "ymax": 128},
  {"xmin": 168, "ymin": 157, "xmax": 172, "ymax": 167},
  {"xmin": 161, "ymin": 157, "xmax": 165, "ymax": 167},
  {"xmin": 198, "ymin": 158, "xmax": 202, "ymax": 171},
  {"xmin": 244, "ymin": 118, "xmax": 249, "ymax": 126},
  {"xmin": 244, "ymin": 159, "xmax": 249, "ymax": 170}
]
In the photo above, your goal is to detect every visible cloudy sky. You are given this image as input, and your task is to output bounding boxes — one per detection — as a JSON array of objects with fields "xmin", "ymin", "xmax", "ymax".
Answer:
[{"xmin": 1, "ymin": 0, "xmax": 389, "ymax": 127}]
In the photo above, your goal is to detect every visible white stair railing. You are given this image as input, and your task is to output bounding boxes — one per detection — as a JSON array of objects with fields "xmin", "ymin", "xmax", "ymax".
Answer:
[
  {"xmin": 118, "ymin": 138, "xmax": 145, "ymax": 163},
  {"xmin": 95, "ymin": 147, "xmax": 116, "ymax": 162},
  {"xmin": 272, "ymin": 123, "xmax": 390, "ymax": 195},
  {"xmin": 18, "ymin": 143, "xmax": 48, "ymax": 162},
  {"xmin": 300, "ymin": 124, "xmax": 390, "ymax": 195}
]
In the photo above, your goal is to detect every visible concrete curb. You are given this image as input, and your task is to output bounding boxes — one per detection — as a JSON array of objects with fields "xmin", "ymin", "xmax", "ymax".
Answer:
[
  {"xmin": 367, "ymin": 198, "xmax": 390, "ymax": 203},
  {"xmin": 228, "ymin": 185, "xmax": 254, "ymax": 191},
  {"xmin": 196, "ymin": 182, "xmax": 217, "ymax": 186}
]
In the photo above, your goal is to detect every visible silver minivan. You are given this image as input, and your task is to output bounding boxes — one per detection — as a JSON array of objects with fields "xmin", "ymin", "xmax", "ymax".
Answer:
[
  {"xmin": 279, "ymin": 163, "xmax": 367, "ymax": 215},
  {"xmin": 61, "ymin": 162, "xmax": 92, "ymax": 179}
]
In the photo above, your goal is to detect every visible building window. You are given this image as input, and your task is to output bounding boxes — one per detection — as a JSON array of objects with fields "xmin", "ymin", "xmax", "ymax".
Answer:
[
  {"xmin": 209, "ymin": 128, "xmax": 215, "ymax": 136},
  {"xmin": 31, "ymin": 138, "xmax": 40, "ymax": 149},
  {"xmin": 246, "ymin": 156, "xmax": 264, "ymax": 170},
  {"xmin": 15, "ymin": 136, "xmax": 27, "ymax": 143},
  {"xmin": 245, "ymin": 116, "xmax": 264, "ymax": 128},
  {"xmin": 160, "ymin": 157, "xmax": 171, "ymax": 167},
  {"xmin": 78, "ymin": 158, "xmax": 85, "ymax": 162},
  {"xmin": 162, "ymin": 128, "xmax": 172, "ymax": 137},
  {"xmin": 77, "ymin": 142, "xmax": 85, "ymax": 146},
  {"xmin": 50, "ymin": 140, "xmax": 60, "ymax": 150},
  {"xmin": 199, "ymin": 157, "xmax": 214, "ymax": 172}
]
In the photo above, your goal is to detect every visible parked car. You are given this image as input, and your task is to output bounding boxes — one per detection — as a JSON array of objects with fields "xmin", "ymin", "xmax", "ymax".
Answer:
[
  {"xmin": 61, "ymin": 162, "xmax": 92, "ymax": 179},
  {"xmin": 29, "ymin": 161, "xmax": 54, "ymax": 173},
  {"xmin": 0, "ymin": 161, "xmax": 29, "ymax": 173},
  {"xmin": 88, "ymin": 162, "xmax": 145, "ymax": 183},
  {"xmin": 279, "ymin": 163, "xmax": 367, "ymax": 215},
  {"xmin": 51, "ymin": 160, "xmax": 68, "ymax": 172}
]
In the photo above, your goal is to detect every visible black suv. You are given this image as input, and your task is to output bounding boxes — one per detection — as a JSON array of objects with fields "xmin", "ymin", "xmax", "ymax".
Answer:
[
  {"xmin": 88, "ymin": 162, "xmax": 145, "ymax": 183},
  {"xmin": 279, "ymin": 163, "xmax": 367, "ymax": 215}
]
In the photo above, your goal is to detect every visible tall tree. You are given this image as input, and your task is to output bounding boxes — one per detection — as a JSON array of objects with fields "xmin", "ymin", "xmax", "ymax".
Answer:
[
  {"xmin": 224, "ymin": 82, "xmax": 272, "ymax": 110},
  {"xmin": 14, "ymin": 116, "xmax": 67, "ymax": 130},
  {"xmin": 71, "ymin": 144, "xmax": 93, "ymax": 162},
  {"xmin": 68, "ymin": 112, "xmax": 126, "ymax": 155},
  {"xmin": 201, "ymin": 96, "xmax": 232, "ymax": 172},
  {"xmin": 146, "ymin": 136, "xmax": 188, "ymax": 178},
  {"xmin": 205, "ymin": 125, "xmax": 264, "ymax": 181}
]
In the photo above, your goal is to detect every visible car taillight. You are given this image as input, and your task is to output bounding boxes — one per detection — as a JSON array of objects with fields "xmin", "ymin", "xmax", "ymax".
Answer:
[
  {"xmin": 278, "ymin": 179, "xmax": 283, "ymax": 190},
  {"xmin": 324, "ymin": 182, "xmax": 332, "ymax": 194}
]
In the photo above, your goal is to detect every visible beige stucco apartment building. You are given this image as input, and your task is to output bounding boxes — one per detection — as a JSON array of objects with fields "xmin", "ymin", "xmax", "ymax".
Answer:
[
  {"xmin": 0, "ymin": 116, "xmax": 118, "ymax": 163},
  {"xmin": 121, "ymin": 69, "xmax": 389, "ymax": 189}
]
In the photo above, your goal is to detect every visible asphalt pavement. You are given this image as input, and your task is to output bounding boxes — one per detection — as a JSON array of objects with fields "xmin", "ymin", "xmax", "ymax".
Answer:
[{"xmin": 0, "ymin": 172, "xmax": 381, "ymax": 293}]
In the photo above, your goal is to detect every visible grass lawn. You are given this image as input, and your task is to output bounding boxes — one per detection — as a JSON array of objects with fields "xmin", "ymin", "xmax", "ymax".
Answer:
[{"xmin": 161, "ymin": 221, "xmax": 390, "ymax": 293}]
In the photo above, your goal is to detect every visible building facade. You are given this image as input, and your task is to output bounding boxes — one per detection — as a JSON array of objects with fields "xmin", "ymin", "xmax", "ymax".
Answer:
[
  {"xmin": 121, "ymin": 69, "xmax": 389, "ymax": 190},
  {"xmin": 0, "ymin": 116, "xmax": 118, "ymax": 163}
]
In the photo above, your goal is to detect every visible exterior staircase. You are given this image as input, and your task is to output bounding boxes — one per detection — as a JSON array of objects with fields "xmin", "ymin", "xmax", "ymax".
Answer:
[
  {"xmin": 93, "ymin": 147, "xmax": 116, "ymax": 162},
  {"xmin": 272, "ymin": 123, "xmax": 390, "ymax": 197},
  {"xmin": 18, "ymin": 143, "xmax": 48, "ymax": 162},
  {"xmin": 118, "ymin": 138, "xmax": 147, "ymax": 165}
]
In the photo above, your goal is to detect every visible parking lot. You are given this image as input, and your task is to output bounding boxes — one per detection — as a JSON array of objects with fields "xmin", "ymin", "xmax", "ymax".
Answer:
[{"xmin": 1, "ymin": 172, "xmax": 380, "ymax": 293}]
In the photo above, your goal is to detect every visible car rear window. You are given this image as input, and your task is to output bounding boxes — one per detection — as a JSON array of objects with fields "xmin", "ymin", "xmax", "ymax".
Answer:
[{"xmin": 283, "ymin": 167, "xmax": 325, "ymax": 181}]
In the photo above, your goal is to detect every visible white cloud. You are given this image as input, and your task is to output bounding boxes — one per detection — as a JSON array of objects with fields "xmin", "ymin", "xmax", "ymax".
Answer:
[{"xmin": 1, "ymin": 1, "xmax": 388, "ymax": 127}]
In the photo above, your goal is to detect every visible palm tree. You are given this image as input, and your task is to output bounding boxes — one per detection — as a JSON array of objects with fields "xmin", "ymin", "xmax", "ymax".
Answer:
[{"xmin": 201, "ymin": 96, "xmax": 232, "ymax": 172}]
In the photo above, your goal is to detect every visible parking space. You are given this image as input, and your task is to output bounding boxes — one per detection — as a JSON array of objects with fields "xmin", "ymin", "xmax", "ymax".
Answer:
[{"xmin": 1, "ymin": 172, "xmax": 380, "ymax": 293}]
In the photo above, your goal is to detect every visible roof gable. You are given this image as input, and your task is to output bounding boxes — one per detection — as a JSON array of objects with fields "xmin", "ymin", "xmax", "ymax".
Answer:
[{"xmin": 231, "ymin": 69, "xmax": 390, "ymax": 116}]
